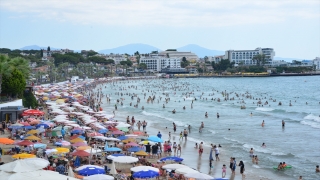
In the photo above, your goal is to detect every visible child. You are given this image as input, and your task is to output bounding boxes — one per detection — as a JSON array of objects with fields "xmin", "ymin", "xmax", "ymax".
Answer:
[
  {"xmin": 316, "ymin": 165, "xmax": 319, "ymax": 172},
  {"xmin": 194, "ymin": 143, "xmax": 198, "ymax": 149},
  {"xmin": 255, "ymin": 155, "xmax": 259, "ymax": 165},
  {"xmin": 277, "ymin": 162, "xmax": 283, "ymax": 170},
  {"xmin": 222, "ymin": 164, "xmax": 226, "ymax": 178},
  {"xmin": 179, "ymin": 132, "xmax": 183, "ymax": 140},
  {"xmin": 168, "ymin": 132, "xmax": 171, "ymax": 139},
  {"xmin": 252, "ymin": 155, "xmax": 256, "ymax": 164}
]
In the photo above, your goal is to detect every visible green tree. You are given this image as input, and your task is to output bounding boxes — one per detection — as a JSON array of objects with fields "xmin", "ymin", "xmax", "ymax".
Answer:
[
  {"xmin": 252, "ymin": 54, "xmax": 266, "ymax": 66},
  {"xmin": 47, "ymin": 46, "xmax": 50, "ymax": 51},
  {"xmin": 180, "ymin": 57, "xmax": 190, "ymax": 68},
  {"xmin": 138, "ymin": 63, "xmax": 147, "ymax": 70},
  {"xmin": 23, "ymin": 90, "xmax": 38, "ymax": 109},
  {"xmin": 40, "ymin": 49, "xmax": 43, "ymax": 57},
  {"xmin": 87, "ymin": 50, "xmax": 98, "ymax": 57},
  {"xmin": 2, "ymin": 69, "xmax": 26, "ymax": 98}
]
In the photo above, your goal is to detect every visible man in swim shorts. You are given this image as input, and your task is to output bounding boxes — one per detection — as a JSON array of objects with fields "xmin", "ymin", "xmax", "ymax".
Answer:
[{"xmin": 183, "ymin": 129, "xmax": 188, "ymax": 140}]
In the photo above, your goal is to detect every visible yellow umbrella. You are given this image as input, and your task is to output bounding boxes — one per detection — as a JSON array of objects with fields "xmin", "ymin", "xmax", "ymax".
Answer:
[
  {"xmin": 42, "ymin": 97, "xmax": 49, "ymax": 100},
  {"xmin": 12, "ymin": 153, "xmax": 36, "ymax": 159},
  {"xmin": 134, "ymin": 150, "xmax": 148, "ymax": 156},
  {"xmin": 56, "ymin": 99, "xmax": 65, "ymax": 104},
  {"xmin": 55, "ymin": 147, "xmax": 70, "ymax": 153},
  {"xmin": 122, "ymin": 138, "xmax": 136, "ymax": 143},
  {"xmin": 27, "ymin": 130, "xmax": 39, "ymax": 134},
  {"xmin": 24, "ymin": 135, "xmax": 41, "ymax": 141},
  {"xmin": 139, "ymin": 140, "xmax": 150, "ymax": 145},
  {"xmin": 76, "ymin": 146, "xmax": 91, "ymax": 151},
  {"xmin": 70, "ymin": 138, "xmax": 85, "ymax": 143}
]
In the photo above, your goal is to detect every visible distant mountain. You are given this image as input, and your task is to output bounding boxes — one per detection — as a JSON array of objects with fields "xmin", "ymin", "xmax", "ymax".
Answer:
[
  {"xmin": 20, "ymin": 45, "xmax": 60, "ymax": 51},
  {"xmin": 177, "ymin": 44, "xmax": 224, "ymax": 58},
  {"xmin": 98, "ymin": 43, "xmax": 161, "ymax": 55}
]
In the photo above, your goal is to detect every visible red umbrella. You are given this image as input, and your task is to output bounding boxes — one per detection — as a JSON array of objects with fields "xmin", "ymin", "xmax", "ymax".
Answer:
[
  {"xmin": 71, "ymin": 150, "xmax": 90, "ymax": 157},
  {"xmin": 17, "ymin": 140, "xmax": 34, "ymax": 146},
  {"xmin": 72, "ymin": 142, "xmax": 87, "ymax": 147},
  {"xmin": 22, "ymin": 109, "xmax": 45, "ymax": 116},
  {"xmin": 70, "ymin": 135, "xmax": 80, "ymax": 140}
]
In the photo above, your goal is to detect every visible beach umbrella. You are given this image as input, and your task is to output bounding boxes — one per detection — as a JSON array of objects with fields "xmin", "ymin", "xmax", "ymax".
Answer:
[
  {"xmin": 117, "ymin": 135, "xmax": 128, "ymax": 140},
  {"xmin": 184, "ymin": 172, "xmax": 215, "ymax": 180},
  {"xmin": 22, "ymin": 109, "xmax": 45, "ymax": 116},
  {"xmin": 134, "ymin": 151, "xmax": 148, "ymax": 156},
  {"xmin": 108, "ymin": 127, "xmax": 119, "ymax": 131},
  {"xmin": 112, "ymin": 130, "xmax": 124, "ymax": 135},
  {"xmin": 109, "ymin": 161, "xmax": 117, "ymax": 175},
  {"xmin": 9, "ymin": 124, "xmax": 24, "ymax": 129},
  {"xmin": 12, "ymin": 153, "xmax": 36, "ymax": 159},
  {"xmin": 29, "ymin": 120, "xmax": 40, "ymax": 125},
  {"xmin": 160, "ymin": 156, "xmax": 183, "ymax": 162},
  {"xmin": 122, "ymin": 138, "xmax": 136, "ymax": 143},
  {"xmin": 163, "ymin": 164, "xmax": 189, "ymax": 170},
  {"xmin": 98, "ymin": 129, "xmax": 108, "ymax": 133},
  {"xmin": 83, "ymin": 174, "xmax": 114, "ymax": 180},
  {"xmin": 76, "ymin": 146, "xmax": 91, "ymax": 150},
  {"xmin": 128, "ymin": 147, "xmax": 143, "ymax": 152},
  {"xmin": 70, "ymin": 134, "xmax": 80, "ymax": 139},
  {"xmin": 116, "ymin": 123, "xmax": 131, "ymax": 128},
  {"xmin": 78, "ymin": 167, "xmax": 106, "ymax": 176},
  {"xmin": 147, "ymin": 136, "xmax": 163, "ymax": 143},
  {"xmin": 88, "ymin": 132, "xmax": 103, "ymax": 137},
  {"xmin": 133, "ymin": 131, "xmax": 144, "ymax": 135},
  {"xmin": 84, "ymin": 148, "xmax": 102, "ymax": 154},
  {"xmin": 125, "ymin": 142, "xmax": 139, "ymax": 147},
  {"xmin": 131, "ymin": 166, "xmax": 159, "ymax": 172},
  {"xmin": 71, "ymin": 129, "xmax": 83, "ymax": 134},
  {"xmin": 20, "ymin": 122, "xmax": 30, "ymax": 126},
  {"xmin": 24, "ymin": 135, "xmax": 41, "ymax": 141},
  {"xmin": 133, "ymin": 170, "xmax": 159, "ymax": 179},
  {"xmin": 0, "ymin": 169, "xmax": 79, "ymax": 180},
  {"xmin": 113, "ymin": 156, "xmax": 139, "ymax": 163},
  {"xmin": 27, "ymin": 129, "xmax": 39, "ymax": 134},
  {"xmin": 36, "ymin": 123, "xmax": 50, "ymax": 129},
  {"xmin": 104, "ymin": 147, "xmax": 122, "ymax": 152},
  {"xmin": 175, "ymin": 167, "xmax": 199, "ymax": 174},
  {"xmin": 106, "ymin": 154, "xmax": 125, "ymax": 160},
  {"xmin": 125, "ymin": 134, "xmax": 138, "ymax": 137},
  {"xmin": 75, "ymin": 165, "xmax": 104, "ymax": 171},
  {"xmin": 72, "ymin": 150, "xmax": 90, "ymax": 157},
  {"xmin": 70, "ymin": 137, "xmax": 85, "ymax": 143},
  {"xmin": 118, "ymin": 127, "xmax": 129, "ymax": 132},
  {"xmin": 55, "ymin": 147, "xmax": 69, "ymax": 153},
  {"xmin": 33, "ymin": 143, "xmax": 47, "ymax": 149},
  {"xmin": 72, "ymin": 142, "xmax": 87, "ymax": 147},
  {"xmin": 0, "ymin": 158, "xmax": 49, "ymax": 172},
  {"xmin": 16, "ymin": 140, "xmax": 34, "ymax": 146},
  {"xmin": 24, "ymin": 126, "xmax": 36, "ymax": 130},
  {"xmin": 0, "ymin": 138, "xmax": 15, "ymax": 144}
]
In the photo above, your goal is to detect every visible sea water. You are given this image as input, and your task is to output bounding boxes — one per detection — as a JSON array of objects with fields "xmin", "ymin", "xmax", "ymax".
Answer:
[{"xmin": 101, "ymin": 76, "xmax": 320, "ymax": 180}]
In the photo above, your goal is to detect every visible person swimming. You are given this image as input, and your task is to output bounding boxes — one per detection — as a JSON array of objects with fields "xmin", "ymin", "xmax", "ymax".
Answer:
[
  {"xmin": 262, "ymin": 143, "xmax": 266, "ymax": 147},
  {"xmin": 172, "ymin": 109, "xmax": 176, "ymax": 114}
]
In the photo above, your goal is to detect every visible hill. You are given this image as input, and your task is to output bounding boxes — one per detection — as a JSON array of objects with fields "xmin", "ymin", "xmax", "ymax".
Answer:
[
  {"xmin": 177, "ymin": 44, "xmax": 224, "ymax": 58},
  {"xmin": 98, "ymin": 43, "xmax": 161, "ymax": 55}
]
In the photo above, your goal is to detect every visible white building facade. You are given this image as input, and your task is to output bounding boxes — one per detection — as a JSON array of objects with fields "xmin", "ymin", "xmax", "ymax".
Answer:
[
  {"xmin": 225, "ymin": 47, "xmax": 275, "ymax": 65},
  {"xmin": 140, "ymin": 53, "xmax": 181, "ymax": 72},
  {"xmin": 314, "ymin": 57, "xmax": 320, "ymax": 70},
  {"xmin": 159, "ymin": 50, "xmax": 199, "ymax": 61}
]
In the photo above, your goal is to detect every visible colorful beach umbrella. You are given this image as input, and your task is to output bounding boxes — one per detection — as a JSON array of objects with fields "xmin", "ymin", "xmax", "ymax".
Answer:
[
  {"xmin": 76, "ymin": 146, "xmax": 91, "ymax": 150},
  {"xmin": 0, "ymin": 138, "xmax": 15, "ymax": 144},
  {"xmin": 78, "ymin": 167, "xmax": 105, "ymax": 176},
  {"xmin": 16, "ymin": 140, "xmax": 34, "ymax": 146},
  {"xmin": 55, "ymin": 147, "xmax": 69, "ymax": 153},
  {"xmin": 12, "ymin": 153, "xmax": 36, "ymax": 159},
  {"xmin": 128, "ymin": 147, "xmax": 143, "ymax": 152},
  {"xmin": 133, "ymin": 170, "xmax": 159, "ymax": 178},
  {"xmin": 112, "ymin": 130, "xmax": 124, "ymax": 135},
  {"xmin": 117, "ymin": 136, "xmax": 128, "ymax": 140},
  {"xmin": 72, "ymin": 142, "xmax": 87, "ymax": 147},
  {"xmin": 22, "ymin": 109, "xmax": 45, "ymax": 116},
  {"xmin": 160, "ymin": 156, "xmax": 183, "ymax": 162},
  {"xmin": 27, "ymin": 129, "xmax": 39, "ymax": 134},
  {"xmin": 72, "ymin": 150, "xmax": 90, "ymax": 157},
  {"xmin": 147, "ymin": 136, "xmax": 163, "ymax": 143},
  {"xmin": 24, "ymin": 135, "xmax": 41, "ymax": 141},
  {"xmin": 134, "ymin": 151, "xmax": 148, "ymax": 156},
  {"xmin": 70, "ymin": 137, "xmax": 85, "ymax": 143}
]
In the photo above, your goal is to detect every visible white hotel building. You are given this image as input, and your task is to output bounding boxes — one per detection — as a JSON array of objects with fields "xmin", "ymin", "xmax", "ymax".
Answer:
[
  {"xmin": 225, "ymin": 47, "xmax": 275, "ymax": 65},
  {"xmin": 140, "ymin": 52, "xmax": 181, "ymax": 72}
]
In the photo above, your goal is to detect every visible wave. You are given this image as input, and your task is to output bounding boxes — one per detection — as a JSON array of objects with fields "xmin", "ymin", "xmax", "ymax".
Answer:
[
  {"xmin": 185, "ymin": 97, "xmax": 195, "ymax": 101},
  {"xmin": 304, "ymin": 114, "xmax": 320, "ymax": 122},
  {"xmin": 208, "ymin": 130, "xmax": 216, "ymax": 134},
  {"xmin": 252, "ymin": 164, "xmax": 261, "ymax": 168},
  {"xmin": 141, "ymin": 111, "xmax": 185, "ymax": 126},
  {"xmin": 187, "ymin": 136, "xmax": 211, "ymax": 147},
  {"xmin": 300, "ymin": 120, "xmax": 320, "ymax": 129},
  {"xmin": 255, "ymin": 107, "xmax": 274, "ymax": 112},
  {"xmin": 243, "ymin": 143, "xmax": 288, "ymax": 156}
]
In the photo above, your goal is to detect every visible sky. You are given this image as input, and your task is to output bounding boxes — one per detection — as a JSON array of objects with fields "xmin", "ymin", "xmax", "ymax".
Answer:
[{"xmin": 0, "ymin": 0, "xmax": 319, "ymax": 59}]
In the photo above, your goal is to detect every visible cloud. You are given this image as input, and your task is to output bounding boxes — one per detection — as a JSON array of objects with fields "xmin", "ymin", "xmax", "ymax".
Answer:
[{"xmin": 1, "ymin": 0, "xmax": 319, "ymax": 27}]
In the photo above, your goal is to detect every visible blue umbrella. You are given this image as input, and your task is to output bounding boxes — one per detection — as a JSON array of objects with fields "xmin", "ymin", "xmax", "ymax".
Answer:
[
  {"xmin": 24, "ymin": 126, "xmax": 36, "ymax": 130},
  {"xmin": 36, "ymin": 124, "xmax": 49, "ymax": 129},
  {"xmin": 104, "ymin": 147, "xmax": 122, "ymax": 152},
  {"xmin": 160, "ymin": 156, "xmax": 183, "ymax": 162},
  {"xmin": 117, "ymin": 135, "xmax": 128, "ymax": 140},
  {"xmin": 128, "ymin": 147, "xmax": 143, "ymax": 152},
  {"xmin": 79, "ymin": 135, "xmax": 85, "ymax": 140},
  {"xmin": 9, "ymin": 125, "xmax": 23, "ymax": 129},
  {"xmin": 34, "ymin": 143, "xmax": 47, "ymax": 149},
  {"xmin": 71, "ymin": 129, "xmax": 83, "ymax": 134},
  {"xmin": 78, "ymin": 167, "xmax": 105, "ymax": 176},
  {"xmin": 133, "ymin": 170, "xmax": 159, "ymax": 178},
  {"xmin": 147, "ymin": 136, "xmax": 163, "ymax": 143},
  {"xmin": 98, "ymin": 129, "xmax": 108, "ymax": 133}
]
